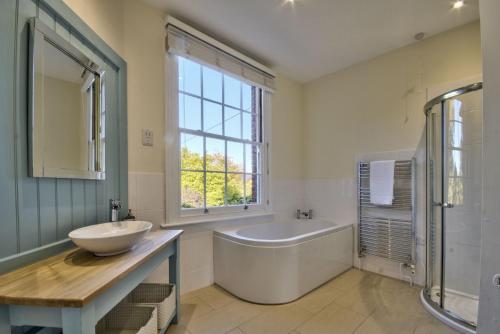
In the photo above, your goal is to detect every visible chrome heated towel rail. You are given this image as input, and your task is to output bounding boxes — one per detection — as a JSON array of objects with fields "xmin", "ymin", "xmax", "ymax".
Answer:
[{"xmin": 357, "ymin": 159, "xmax": 416, "ymax": 265}]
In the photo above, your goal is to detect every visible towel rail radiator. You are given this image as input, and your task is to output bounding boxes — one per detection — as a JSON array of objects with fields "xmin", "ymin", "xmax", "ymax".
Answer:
[{"xmin": 357, "ymin": 159, "xmax": 416, "ymax": 265}]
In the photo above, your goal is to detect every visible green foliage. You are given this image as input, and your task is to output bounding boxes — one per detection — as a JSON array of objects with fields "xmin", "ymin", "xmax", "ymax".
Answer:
[{"xmin": 181, "ymin": 148, "xmax": 254, "ymax": 208}]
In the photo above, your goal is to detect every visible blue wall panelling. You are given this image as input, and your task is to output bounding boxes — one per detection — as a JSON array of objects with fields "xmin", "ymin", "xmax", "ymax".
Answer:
[{"xmin": 0, "ymin": 0, "xmax": 128, "ymax": 268}]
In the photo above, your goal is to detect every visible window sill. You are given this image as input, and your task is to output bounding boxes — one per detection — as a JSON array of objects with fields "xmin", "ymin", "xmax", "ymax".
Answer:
[{"xmin": 160, "ymin": 211, "xmax": 275, "ymax": 228}]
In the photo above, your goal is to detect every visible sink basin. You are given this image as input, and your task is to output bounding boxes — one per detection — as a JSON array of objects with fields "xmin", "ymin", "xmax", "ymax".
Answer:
[{"xmin": 69, "ymin": 221, "xmax": 153, "ymax": 256}]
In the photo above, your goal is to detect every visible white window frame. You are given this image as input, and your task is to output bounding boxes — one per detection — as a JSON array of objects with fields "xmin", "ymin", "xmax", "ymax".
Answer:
[{"xmin": 165, "ymin": 55, "xmax": 272, "ymax": 225}]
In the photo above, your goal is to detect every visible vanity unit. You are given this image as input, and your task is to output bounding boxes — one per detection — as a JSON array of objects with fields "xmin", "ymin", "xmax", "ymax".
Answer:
[{"xmin": 0, "ymin": 230, "xmax": 182, "ymax": 334}]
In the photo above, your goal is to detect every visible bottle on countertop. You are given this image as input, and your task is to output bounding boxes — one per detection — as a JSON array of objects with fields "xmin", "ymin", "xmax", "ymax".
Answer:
[{"xmin": 123, "ymin": 209, "xmax": 136, "ymax": 221}]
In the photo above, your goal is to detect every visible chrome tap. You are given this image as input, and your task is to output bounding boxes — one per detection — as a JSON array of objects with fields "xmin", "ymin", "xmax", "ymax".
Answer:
[
  {"xmin": 296, "ymin": 209, "xmax": 313, "ymax": 220},
  {"xmin": 110, "ymin": 199, "xmax": 122, "ymax": 223}
]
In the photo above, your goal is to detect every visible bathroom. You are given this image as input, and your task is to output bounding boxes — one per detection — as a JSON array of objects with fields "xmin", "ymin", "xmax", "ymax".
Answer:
[{"xmin": 0, "ymin": 0, "xmax": 500, "ymax": 333}]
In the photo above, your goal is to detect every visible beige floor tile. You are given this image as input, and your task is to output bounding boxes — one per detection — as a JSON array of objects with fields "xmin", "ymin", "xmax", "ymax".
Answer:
[
  {"xmin": 186, "ymin": 299, "xmax": 265, "ymax": 334},
  {"xmin": 297, "ymin": 303, "xmax": 367, "ymax": 334},
  {"xmin": 353, "ymin": 307, "xmax": 423, "ymax": 334},
  {"xmin": 324, "ymin": 269, "xmax": 372, "ymax": 292},
  {"xmin": 189, "ymin": 285, "xmax": 237, "ymax": 309},
  {"xmin": 375, "ymin": 289, "xmax": 427, "ymax": 317},
  {"xmin": 413, "ymin": 316, "xmax": 461, "ymax": 334},
  {"xmin": 180, "ymin": 271, "xmax": 454, "ymax": 334},
  {"xmin": 291, "ymin": 283, "xmax": 346, "ymax": 313},
  {"xmin": 226, "ymin": 328, "xmax": 246, "ymax": 334},
  {"xmin": 334, "ymin": 285, "xmax": 384, "ymax": 316},
  {"xmin": 335, "ymin": 282, "xmax": 424, "ymax": 317},
  {"xmin": 362, "ymin": 273, "xmax": 419, "ymax": 292},
  {"xmin": 239, "ymin": 304, "xmax": 314, "ymax": 334},
  {"xmin": 180, "ymin": 295, "xmax": 215, "ymax": 325},
  {"xmin": 166, "ymin": 323, "xmax": 192, "ymax": 334}
]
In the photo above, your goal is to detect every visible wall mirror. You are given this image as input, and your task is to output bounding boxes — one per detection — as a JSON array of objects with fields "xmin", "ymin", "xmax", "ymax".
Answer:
[{"xmin": 29, "ymin": 18, "xmax": 105, "ymax": 180}]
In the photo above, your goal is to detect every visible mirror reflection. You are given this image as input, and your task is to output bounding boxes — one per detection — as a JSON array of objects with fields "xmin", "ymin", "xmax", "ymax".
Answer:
[{"xmin": 30, "ymin": 18, "xmax": 105, "ymax": 179}]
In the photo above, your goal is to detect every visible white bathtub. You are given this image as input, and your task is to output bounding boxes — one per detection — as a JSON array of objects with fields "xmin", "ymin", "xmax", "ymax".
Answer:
[{"xmin": 214, "ymin": 220, "xmax": 353, "ymax": 304}]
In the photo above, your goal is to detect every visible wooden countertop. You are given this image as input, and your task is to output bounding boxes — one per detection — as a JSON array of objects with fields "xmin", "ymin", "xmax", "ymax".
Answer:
[{"xmin": 0, "ymin": 229, "xmax": 182, "ymax": 308}]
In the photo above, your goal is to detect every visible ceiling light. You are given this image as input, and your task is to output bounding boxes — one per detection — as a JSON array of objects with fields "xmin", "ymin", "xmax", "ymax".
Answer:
[
  {"xmin": 453, "ymin": 0, "xmax": 465, "ymax": 9},
  {"xmin": 414, "ymin": 32, "xmax": 425, "ymax": 41}
]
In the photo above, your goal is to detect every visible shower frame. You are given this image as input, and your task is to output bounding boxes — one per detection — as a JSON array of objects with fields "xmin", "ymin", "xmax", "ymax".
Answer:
[{"xmin": 422, "ymin": 82, "xmax": 482, "ymax": 334}]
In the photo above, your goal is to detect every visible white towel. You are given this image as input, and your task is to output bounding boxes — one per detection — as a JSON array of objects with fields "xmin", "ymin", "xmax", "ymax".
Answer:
[{"xmin": 370, "ymin": 160, "xmax": 395, "ymax": 205}]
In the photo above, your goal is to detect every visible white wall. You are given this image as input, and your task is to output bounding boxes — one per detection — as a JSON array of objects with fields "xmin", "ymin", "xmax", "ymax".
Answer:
[
  {"xmin": 302, "ymin": 22, "xmax": 482, "ymax": 284},
  {"xmin": 270, "ymin": 74, "xmax": 306, "ymax": 222},
  {"xmin": 127, "ymin": 71, "xmax": 306, "ymax": 293},
  {"xmin": 304, "ymin": 22, "xmax": 481, "ymax": 180},
  {"xmin": 37, "ymin": 76, "xmax": 87, "ymax": 172},
  {"xmin": 64, "ymin": 0, "xmax": 306, "ymax": 294},
  {"xmin": 63, "ymin": 0, "xmax": 487, "ymax": 296},
  {"xmin": 477, "ymin": 0, "xmax": 500, "ymax": 332},
  {"xmin": 63, "ymin": 0, "xmax": 125, "ymax": 56},
  {"xmin": 65, "ymin": 0, "xmax": 167, "ymax": 174}
]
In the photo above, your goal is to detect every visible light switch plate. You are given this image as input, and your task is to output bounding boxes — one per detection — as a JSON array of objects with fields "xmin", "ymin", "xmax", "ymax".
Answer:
[
  {"xmin": 142, "ymin": 129, "xmax": 154, "ymax": 146},
  {"xmin": 493, "ymin": 274, "xmax": 500, "ymax": 288}
]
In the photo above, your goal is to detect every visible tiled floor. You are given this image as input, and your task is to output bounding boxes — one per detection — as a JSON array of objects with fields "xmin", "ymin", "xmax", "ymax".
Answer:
[
  {"xmin": 429, "ymin": 286, "xmax": 478, "ymax": 326},
  {"xmin": 167, "ymin": 269, "xmax": 460, "ymax": 334}
]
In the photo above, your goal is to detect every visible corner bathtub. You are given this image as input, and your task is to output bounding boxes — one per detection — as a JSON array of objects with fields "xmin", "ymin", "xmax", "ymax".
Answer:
[{"xmin": 214, "ymin": 220, "xmax": 353, "ymax": 304}]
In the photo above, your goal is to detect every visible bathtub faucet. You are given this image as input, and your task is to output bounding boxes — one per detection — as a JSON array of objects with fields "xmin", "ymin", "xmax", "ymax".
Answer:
[{"xmin": 296, "ymin": 209, "xmax": 313, "ymax": 220}]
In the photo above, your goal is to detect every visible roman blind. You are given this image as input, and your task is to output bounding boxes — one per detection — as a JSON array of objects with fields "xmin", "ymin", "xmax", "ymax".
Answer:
[{"xmin": 166, "ymin": 17, "xmax": 275, "ymax": 92}]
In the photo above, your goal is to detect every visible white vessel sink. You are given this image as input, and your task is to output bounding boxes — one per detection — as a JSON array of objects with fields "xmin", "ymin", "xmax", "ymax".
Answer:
[{"xmin": 69, "ymin": 221, "xmax": 153, "ymax": 256}]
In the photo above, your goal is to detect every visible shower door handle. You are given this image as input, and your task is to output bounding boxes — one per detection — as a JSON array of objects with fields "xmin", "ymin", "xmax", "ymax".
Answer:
[{"xmin": 433, "ymin": 202, "xmax": 454, "ymax": 208}]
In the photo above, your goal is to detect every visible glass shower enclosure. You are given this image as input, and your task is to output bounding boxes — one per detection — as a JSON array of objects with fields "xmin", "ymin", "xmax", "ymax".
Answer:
[{"xmin": 422, "ymin": 82, "xmax": 482, "ymax": 333}]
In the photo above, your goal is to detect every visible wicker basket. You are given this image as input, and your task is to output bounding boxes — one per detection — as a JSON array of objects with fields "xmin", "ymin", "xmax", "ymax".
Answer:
[
  {"xmin": 126, "ymin": 283, "xmax": 176, "ymax": 330},
  {"xmin": 96, "ymin": 304, "xmax": 157, "ymax": 334}
]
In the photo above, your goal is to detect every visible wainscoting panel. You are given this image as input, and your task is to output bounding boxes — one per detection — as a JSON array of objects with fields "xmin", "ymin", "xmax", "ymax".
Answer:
[
  {"xmin": 0, "ymin": 0, "xmax": 128, "ymax": 261},
  {"xmin": 0, "ymin": 0, "xmax": 20, "ymax": 258}
]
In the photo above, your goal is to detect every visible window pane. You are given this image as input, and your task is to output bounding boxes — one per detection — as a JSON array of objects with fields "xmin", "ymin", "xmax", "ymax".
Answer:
[
  {"xmin": 177, "ymin": 57, "xmax": 264, "ymax": 211},
  {"xmin": 448, "ymin": 121, "xmax": 463, "ymax": 148},
  {"xmin": 227, "ymin": 173, "xmax": 245, "ymax": 205},
  {"xmin": 448, "ymin": 177, "xmax": 464, "ymax": 205},
  {"xmin": 242, "ymin": 83, "xmax": 252, "ymax": 111},
  {"xmin": 179, "ymin": 93, "xmax": 201, "ymax": 130},
  {"xmin": 224, "ymin": 106, "xmax": 241, "ymax": 139},
  {"xmin": 245, "ymin": 144, "xmax": 261, "ymax": 174},
  {"xmin": 203, "ymin": 101, "xmax": 223, "ymax": 135},
  {"xmin": 448, "ymin": 149, "xmax": 463, "ymax": 177},
  {"xmin": 180, "ymin": 133, "xmax": 204, "ymax": 170},
  {"xmin": 450, "ymin": 100, "xmax": 463, "ymax": 121},
  {"xmin": 245, "ymin": 174, "xmax": 260, "ymax": 204},
  {"xmin": 179, "ymin": 57, "xmax": 201, "ymax": 96},
  {"xmin": 203, "ymin": 67, "xmax": 222, "ymax": 102},
  {"xmin": 206, "ymin": 138, "xmax": 225, "ymax": 172},
  {"xmin": 227, "ymin": 141, "xmax": 244, "ymax": 172},
  {"xmin": 206, "ymin": 172, "xmax": 225, "ymax": 207},
  {"xmin": 242, "ymin": 112, "xmax": 258, "ymax": 141},
  {"xmin": 181, "ymin": 171, "xmax": 204, "ymax": 208},
  {"xmin": 224, "ymin": 75, "xmax": 241, "ymax": 108}
]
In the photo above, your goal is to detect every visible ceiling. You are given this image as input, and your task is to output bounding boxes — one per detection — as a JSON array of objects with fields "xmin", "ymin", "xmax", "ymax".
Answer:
[{"xmin": 143, "ymin": 0, "xmax": 480, "ymax": 82}]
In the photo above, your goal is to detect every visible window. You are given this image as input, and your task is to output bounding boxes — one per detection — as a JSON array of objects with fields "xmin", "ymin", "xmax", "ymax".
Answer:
[
  {"xmin": 447, "ymin": 100, "xmax": 464, "ymax": 206},
  {"xmin": 174, "ymin": 56, "xmax": 267, "ymax": 217}
]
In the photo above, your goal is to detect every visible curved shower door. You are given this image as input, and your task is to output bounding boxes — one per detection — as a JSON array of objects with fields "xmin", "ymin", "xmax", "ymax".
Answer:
[
  {"xmin": 442, "ymin": 89, "xmax": 482, "ymax": 326},
  {"xmin": 426, "ymin": 102, "xmax": 443, "ymax": 309},
  {"xmin": 426, "ymin": 85, "xmax": 482, "ymax": 329}
]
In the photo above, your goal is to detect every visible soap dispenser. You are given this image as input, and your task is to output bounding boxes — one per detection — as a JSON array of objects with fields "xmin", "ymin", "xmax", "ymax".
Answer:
[{"xmin": 123, "ymin": 209, "xmax": 136, "ymax": 221}]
